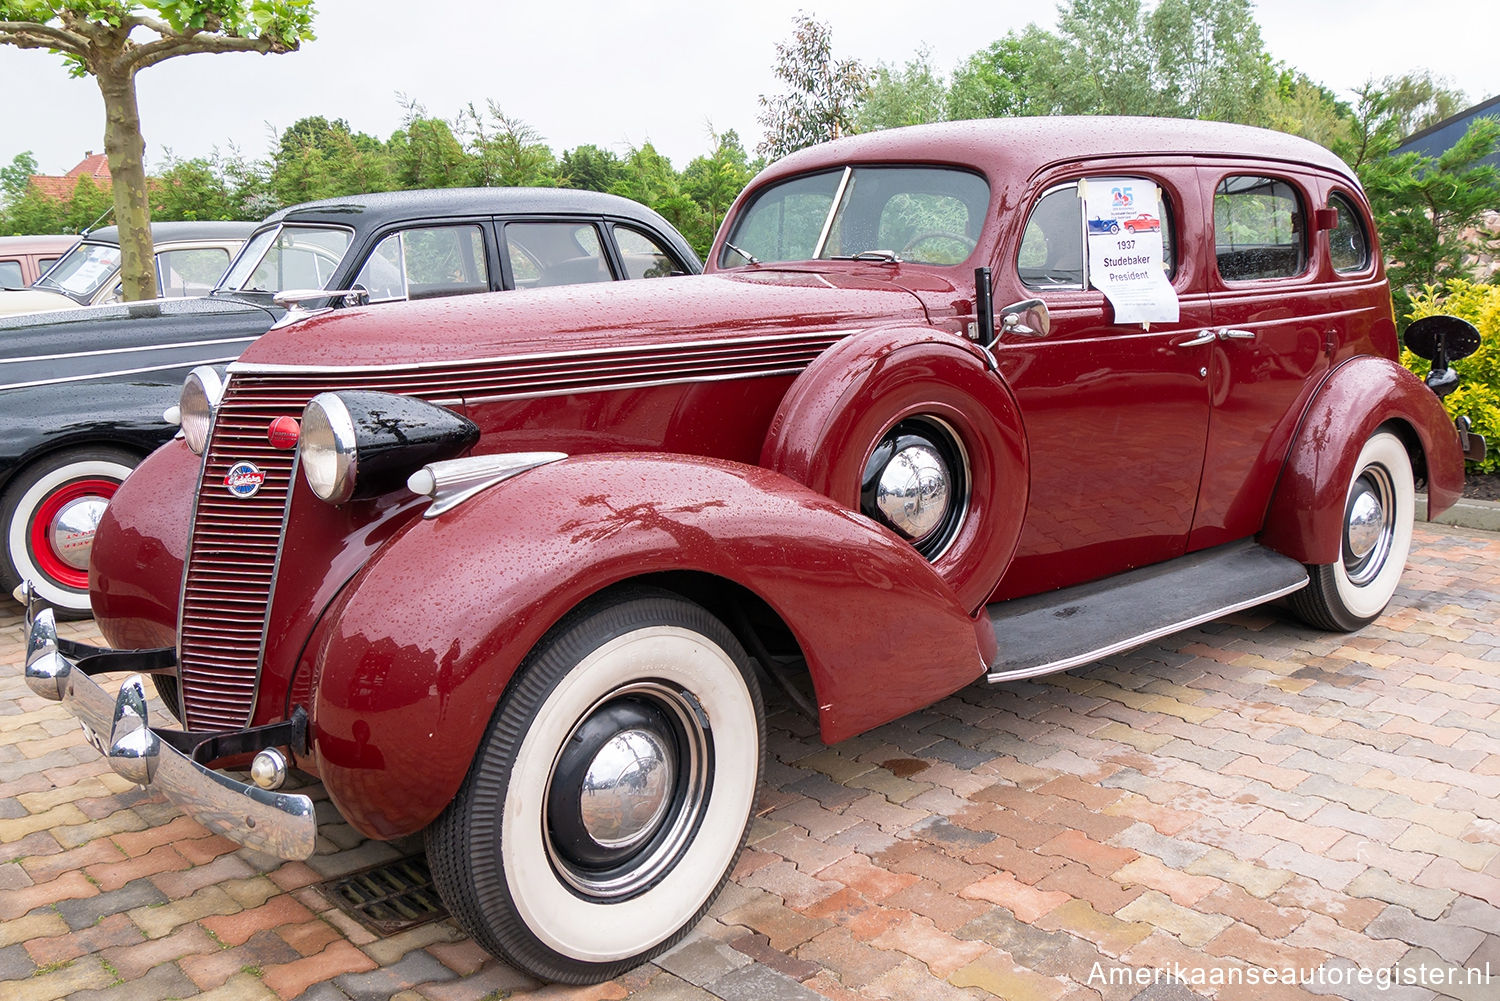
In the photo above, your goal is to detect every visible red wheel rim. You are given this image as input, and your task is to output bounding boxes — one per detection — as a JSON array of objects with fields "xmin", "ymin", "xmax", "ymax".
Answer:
[{"xmin": 28, "ymin": 477, "xmax": 119, "ymax": 590}]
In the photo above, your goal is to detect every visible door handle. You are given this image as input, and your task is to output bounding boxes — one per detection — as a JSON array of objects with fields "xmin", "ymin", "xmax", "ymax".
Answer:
[
  {"xmin": 1219, "ymin": 328, "xmax": 1256, "ymax": 341},
  {"xmin": 1176, "ymin": 331, "xmax": 1217, "ymax": 347}
]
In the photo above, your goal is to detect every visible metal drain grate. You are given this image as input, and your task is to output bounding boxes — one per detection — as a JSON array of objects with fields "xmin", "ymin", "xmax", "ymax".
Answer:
[{"xmin": 318, "ymin": 853, "xmax": 449, "ymax": 935}]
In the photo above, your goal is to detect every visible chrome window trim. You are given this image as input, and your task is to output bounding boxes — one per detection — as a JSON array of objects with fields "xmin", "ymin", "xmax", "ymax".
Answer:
[{"xmin": 811, "ymin": 167, "xmax": 853, "ymax": 260}]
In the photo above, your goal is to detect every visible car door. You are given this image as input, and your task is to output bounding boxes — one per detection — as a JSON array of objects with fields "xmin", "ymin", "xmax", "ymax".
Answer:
[
  {"xmin": 989, "ymin": 165, "xmax": 1215, "ymax": 601},
  {"xmin": 1189, "ymin": 165, "xmax": 1334, "ymax": 550}
]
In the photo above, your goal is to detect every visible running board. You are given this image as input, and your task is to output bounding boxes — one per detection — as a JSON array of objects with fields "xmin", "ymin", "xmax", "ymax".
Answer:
[{"xmin": 985, "ymin": 541, "xmax": 1308, "ymax": 683}]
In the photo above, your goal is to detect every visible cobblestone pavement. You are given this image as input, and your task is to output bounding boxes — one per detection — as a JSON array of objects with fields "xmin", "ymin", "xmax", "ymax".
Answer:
[{"xmin": 3, "ymin": 523, "xmax": 1500, "ymax": 1001}]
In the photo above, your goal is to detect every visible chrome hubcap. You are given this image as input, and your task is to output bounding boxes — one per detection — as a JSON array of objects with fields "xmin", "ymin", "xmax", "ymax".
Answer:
[
  {"xmin": 875, "ymin": 443, "xmax": 951, "ymax": 541},
  {"xmin": 49, "ymin": 497, "xmax": 108, "ymax": 571},
  {"xmin": 1343, "ymin": 466, "xmax": 1395, "ymax": 585},
  {"xmin": 544, "ymin": 683, "xmax": 710, "ymax": 900},
  {"xmin": 861, "ymin": 417, "xmax": 969, "ymax": 560},
  {"xmin": 579, "ymin": 728, "xmax": 674, "ymax": 851}
]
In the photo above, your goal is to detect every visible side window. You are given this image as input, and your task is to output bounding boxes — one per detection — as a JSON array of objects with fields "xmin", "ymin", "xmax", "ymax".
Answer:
[
  {"xmin": 356, "ymin": 226, "xmax": 490, "ymax": 302},
  {"xmin": 1327, "ymin": 192, "xmax": 1371, "ymax": 274},
  {"xmin": 1019, "ymin": 180, "xmax": 1176, "ymax": 290},
  {"xmin": 614, "ymin": 225, "xmax": 683, "ymax": 279},
  {"xmin": 155, "ymin": 248, "xmax": 231, "ymax": 298},
  {"xmin": 0, "ymin": 261, "xmax": 21, "ymax": 288},
  {"xmin": 505, "ymin": 222, "xmax": 612, "ymax": 289},
  {"xmin": 1214, "ymin": 175, "xmax": 1305, "ymax": 281},
  {"xmin": 1018, "ymin": 185, "xmax": 1083, "ymax": 289}
]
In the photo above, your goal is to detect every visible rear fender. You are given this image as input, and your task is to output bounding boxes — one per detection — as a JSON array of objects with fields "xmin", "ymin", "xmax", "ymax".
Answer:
[
  {"xmin": 305, "ymin": 452, "xmax": 990, "ymax": 840},
  {"xmin": 1260, "ymin": 356, "xmax": 1463, "ymax": 565}
]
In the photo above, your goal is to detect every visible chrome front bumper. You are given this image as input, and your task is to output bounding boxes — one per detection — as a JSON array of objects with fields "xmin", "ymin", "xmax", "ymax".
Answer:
[{"xmin": 23, "ymin": 607, "xmax": 316, "ymax": 859}]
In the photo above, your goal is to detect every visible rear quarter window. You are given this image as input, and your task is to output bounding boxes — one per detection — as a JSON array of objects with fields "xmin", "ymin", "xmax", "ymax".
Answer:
[{"xmin": 1327, "ymin": 192, "xmax": 1372, "ymax": 273}]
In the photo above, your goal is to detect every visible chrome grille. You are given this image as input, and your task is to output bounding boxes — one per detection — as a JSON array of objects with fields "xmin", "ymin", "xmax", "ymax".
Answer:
[
  {"xmin": 178, "ymin": 382, "xmax": 302, "ymax": 731},
  {"xmin": 176, "ymin": 332, "xmax": 844, "ymax": 732}
]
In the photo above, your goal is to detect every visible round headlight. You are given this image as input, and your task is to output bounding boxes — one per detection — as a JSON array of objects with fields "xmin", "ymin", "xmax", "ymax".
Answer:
[
  {"xmin": 179, "ymin": 366, "xmax": 224, "ymax": 455},
  {"xmin": 300, "ymin": 394, "xmax": 358, "ymax": 503}
]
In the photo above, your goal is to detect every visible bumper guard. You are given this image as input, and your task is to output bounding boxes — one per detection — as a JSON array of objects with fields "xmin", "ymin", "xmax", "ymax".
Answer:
[{"xmin": 23, "ymin": 605, "xmax": 316, "ymax": 860}]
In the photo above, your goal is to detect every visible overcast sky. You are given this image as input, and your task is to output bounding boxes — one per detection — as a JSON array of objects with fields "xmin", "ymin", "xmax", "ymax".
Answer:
[{"xmin": 1, "ymin": 0, "xmax": 1494, "ymax": 177}]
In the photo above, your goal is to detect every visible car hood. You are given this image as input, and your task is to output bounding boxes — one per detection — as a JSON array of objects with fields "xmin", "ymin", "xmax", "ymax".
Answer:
[
  {"xmin": 236, "ymin": 269, "xmax": 932, "ymax": 370},
  {"xmin": 0, "ymin": 295, "xmax": 278, "ymax": 390},
  {"xmin": 0, "ymin": 288, "xmax": 81, "ymax": 317}
]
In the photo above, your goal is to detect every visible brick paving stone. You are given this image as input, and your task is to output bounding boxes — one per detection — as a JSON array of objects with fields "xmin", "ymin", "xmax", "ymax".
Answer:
[
  {"xmin": 1367, "ymin": 905, "xmax": 1487, "ymax": 965},
  {"xmin": 179, "ymin": 928, "xmax": 303, "ymax": 992},
  {"xmin": 99, "ymin": 921, "xmax": 220, "ymax": 981},
  {"xmin": 260, "ymin": 940, "xmax": 379, "ymax": 999},
  {"xmin": 710, "ymin": 962, "xmax": 824, "ymax": 1001},
  {"xmin": 1346, "ymin": 868, "xmax": 1459, "ymax": 919},
  {"xmin": 656, "ymin": 937, "xmax": 752, "ymax": 987},
  {"xmin": 23, "ymin": 911, "xmax": 142, "ymax": 966},
  {"xmin": 333, "ymin": 948, "xmax": 460, "ymax": 1000},
  {"xmin": 1117, "ymin": 892, "xmax": 1233, "ymax": 949},
  {"xmin": 65, "ymin": 960, "xmax": 199, "ymax": 1001}
]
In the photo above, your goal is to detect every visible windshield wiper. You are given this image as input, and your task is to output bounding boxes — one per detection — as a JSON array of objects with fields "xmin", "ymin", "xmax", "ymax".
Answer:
[
  {"xmin": 723, "ymin": 242, "xmax": 760, "ymax": 265},
  {"xmin": 832, "ymin": 250, "xmax": 902, "ymax": 263}
]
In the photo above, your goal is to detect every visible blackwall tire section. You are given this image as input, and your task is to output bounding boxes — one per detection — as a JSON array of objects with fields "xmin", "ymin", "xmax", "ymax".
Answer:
[
  {"xmin": 1289, "ymin": 431, "xmax": 1415, "ymax": 632},
  {"xmin": 425, "ymin": 590, "xmax": 765, "ymax": 984},
  {"xmin": 1, "ymin": 447, "xmax": 137, "ymax": 618}
]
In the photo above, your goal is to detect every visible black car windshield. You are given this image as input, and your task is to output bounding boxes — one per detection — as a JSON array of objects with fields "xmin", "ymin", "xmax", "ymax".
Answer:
[
  {"xmin": 216, "ymin": 224, "xmax": 353, "ymax": 293},
  {"xmin": 720, "ymin": 166, "xmax": 990, "ymax": 268},
  {"xmin": 33, "ymin": 242, "xmax": 121, "ymax": 300}
]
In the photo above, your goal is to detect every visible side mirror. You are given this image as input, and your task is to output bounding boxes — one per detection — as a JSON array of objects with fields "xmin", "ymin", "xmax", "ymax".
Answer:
[
  {"xmin": 1000, "ymin": 298, "xmax": 1050, "ymax": 339},
  {"xmin": 1405, "ymin": 314, "xmax": 1480, "ymax": 399}
]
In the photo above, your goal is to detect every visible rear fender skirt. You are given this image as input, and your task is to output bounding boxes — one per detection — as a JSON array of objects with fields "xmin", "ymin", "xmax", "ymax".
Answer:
[
  {"xmin": 304, "ymin": 453, "xmax": 991, "ymax": 841},
  {"xmin": 1260, "ymin": 356, "xmax": 1464, "ymax": 565}
]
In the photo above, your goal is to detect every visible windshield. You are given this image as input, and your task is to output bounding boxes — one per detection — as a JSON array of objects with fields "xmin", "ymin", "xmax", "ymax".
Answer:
[
  {"xmin": 721, "ymin": 166, "xmax": 991, "ymax": 268},
  {"xmin": 216, "ymin": 224, "xmax": 353, "ymax": 293},
  {"xmin": 34, "ymin": 241, "xmax": 121, "ymax": 299}
]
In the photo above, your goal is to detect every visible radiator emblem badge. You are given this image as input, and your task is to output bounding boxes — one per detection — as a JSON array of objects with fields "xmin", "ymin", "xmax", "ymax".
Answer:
[{"xmin": 225, "ymin": 461, "xmax": 266, "ymax": 499}]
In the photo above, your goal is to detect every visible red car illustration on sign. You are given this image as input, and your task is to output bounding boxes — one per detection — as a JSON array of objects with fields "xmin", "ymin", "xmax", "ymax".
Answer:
[{"xmin": 1123, "ymin": 212, "xmax": 1161, "ymax": 232}]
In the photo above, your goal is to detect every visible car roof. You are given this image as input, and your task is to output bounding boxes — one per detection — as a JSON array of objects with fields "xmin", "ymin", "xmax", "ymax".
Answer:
[
  {"xmin": 758, "ymin": 117, "xmax": 1360, "ymax": 186},
  {"xmin": 83, "ymin": 221, "xmax": 259, "ymax": 245},
  {"xmin": 264, "ymin": 186, "xmax": 674, "ymax": 229},
  {"xmin": 0, "ymin": 234, "xmax": 78, "ymax": 253}
]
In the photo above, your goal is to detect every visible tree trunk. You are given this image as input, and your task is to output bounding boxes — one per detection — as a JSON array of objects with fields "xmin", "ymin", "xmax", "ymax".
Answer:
[{"xmin": 97, "ymin": 70, "xmax": 157, "ymax": 301}]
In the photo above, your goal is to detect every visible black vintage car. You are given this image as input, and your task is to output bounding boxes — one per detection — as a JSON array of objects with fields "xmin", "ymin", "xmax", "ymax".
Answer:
[{"xmin": 0, "ymin": 188, "xmax": 702, "ymax": 614}]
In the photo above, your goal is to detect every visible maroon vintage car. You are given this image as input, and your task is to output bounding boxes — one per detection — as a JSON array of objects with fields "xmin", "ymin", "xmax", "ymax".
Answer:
[{"xmin": 21, "ymin": 118, "xmax": 1482, "ymax": 984}]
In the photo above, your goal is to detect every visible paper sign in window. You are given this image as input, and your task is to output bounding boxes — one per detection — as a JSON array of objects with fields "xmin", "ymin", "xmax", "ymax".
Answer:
[{"xmin": 1082, "ymin": 177, "xmax": 1178, "ymax": 324}]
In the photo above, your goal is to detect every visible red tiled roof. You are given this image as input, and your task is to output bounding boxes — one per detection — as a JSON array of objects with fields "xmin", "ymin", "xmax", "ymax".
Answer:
[{"xmin": 29, "ymin": 153, "xmax": 112, "ymax": 201}]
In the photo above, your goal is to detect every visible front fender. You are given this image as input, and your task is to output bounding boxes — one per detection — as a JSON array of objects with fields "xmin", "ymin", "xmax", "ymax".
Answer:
[
  {"xmin": 1260, "ymin": 356, "xmax": 1464, "ymax": 565},
  {"xmin": 304, "ymin": 453, "xmax": 992, "ymax": 840}
]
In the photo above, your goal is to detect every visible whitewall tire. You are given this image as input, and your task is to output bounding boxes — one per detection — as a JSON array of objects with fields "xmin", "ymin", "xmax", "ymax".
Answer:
[
  {"xmin": 1, "ymin": 448, "xmax": 137, "ymax": 617},
  {"xmin": 1290, "ymin": 431, "xmax": 1415, "ymax": 631},
  {"xmin": 426, "ymin": 590, "xmax": 764, "ymax": 984}
]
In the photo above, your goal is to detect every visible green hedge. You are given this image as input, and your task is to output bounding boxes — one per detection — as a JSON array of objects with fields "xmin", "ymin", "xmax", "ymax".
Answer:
[{"xmin": 1402, "ymin": 281, "xmax": 1500, "ymax": 474}]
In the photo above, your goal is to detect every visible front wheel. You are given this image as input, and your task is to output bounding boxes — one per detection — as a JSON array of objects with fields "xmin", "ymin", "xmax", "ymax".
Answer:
[
  {"xmin": 425, "ymin": 590, "xmax": 765, "ymax": 984},
  {"xmin": 1, "ymin": 447, "xmax": 138, "ymax": 618},
  {"xmin": 1289, "ymin": 431, "xmax": 1415, "ymax": 631}
]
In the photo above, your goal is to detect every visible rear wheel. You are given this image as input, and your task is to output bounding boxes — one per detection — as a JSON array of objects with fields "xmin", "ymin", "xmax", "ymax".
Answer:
[
  {"xmin": 1289, "ymin": 431, "xmax": 1415, "ymax": 631},
  {"xmin": 1, "ymin": 447, "xmax": 137, "ymax": 618},
  {"xmin": 426, "ymin": 590, "xmax": 764, "ymax": 984}
]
